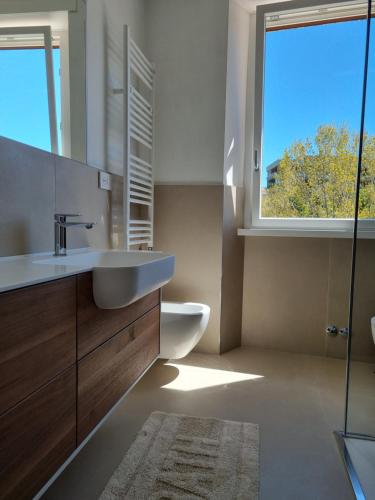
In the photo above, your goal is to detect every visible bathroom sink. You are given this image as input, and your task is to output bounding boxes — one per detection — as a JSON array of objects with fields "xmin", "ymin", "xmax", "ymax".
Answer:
[{"xmin": 34, "ymin": 250, "xmax": 175, "ymax": 309}]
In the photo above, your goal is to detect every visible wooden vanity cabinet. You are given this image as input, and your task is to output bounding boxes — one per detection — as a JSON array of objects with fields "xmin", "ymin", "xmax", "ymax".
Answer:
[
  {"xmin": 77, "ymin": 272, "xmax": 160, "ymax": 358},
  {"xmin": 0, "ymin": 367, "xmax": 76, "ymax": 500},
  {"xmin": 77, "ymin": 305, "xmax": 160, "ymax": 443},
  {"xmin": 0, "ymin": 277, "xmax": 76, "ymax": 416},
  {"xmin": 0, "ymin": 273, "xmax": 161, "ymax": 499}
]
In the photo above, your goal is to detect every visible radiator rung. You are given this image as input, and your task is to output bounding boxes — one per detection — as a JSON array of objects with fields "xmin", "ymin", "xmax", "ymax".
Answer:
[
  {"xmin": 129, "ymin": 220, "xmax": 152, "ymax": 226},
  {"xmin": 130, "ymin": 130, "xmax": 152, "ymax": 150},
  {"xmin": 130, "ymin": 38, "xmax": 154, "ymax": 75},
  {"xmin": 130, "ymin": 197, "xmax": 152, "ymax": 206}
]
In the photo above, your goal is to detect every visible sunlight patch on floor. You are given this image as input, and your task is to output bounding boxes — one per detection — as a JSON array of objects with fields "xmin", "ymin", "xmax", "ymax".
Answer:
[{"xmin": 162, "ymin": 362, "xmax": 263, "ymax": 392}]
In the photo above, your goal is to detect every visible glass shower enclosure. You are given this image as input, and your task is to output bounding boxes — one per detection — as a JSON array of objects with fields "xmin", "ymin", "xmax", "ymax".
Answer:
[{"xmin": 336, "ymin": 0, "xmax": 375, "ymax": 497}]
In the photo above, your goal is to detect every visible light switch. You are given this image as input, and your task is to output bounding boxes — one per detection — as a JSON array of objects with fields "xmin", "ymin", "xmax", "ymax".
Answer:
[{"xmin": 99, "ymin": 171, "xmax": 112, "ymax": 191}]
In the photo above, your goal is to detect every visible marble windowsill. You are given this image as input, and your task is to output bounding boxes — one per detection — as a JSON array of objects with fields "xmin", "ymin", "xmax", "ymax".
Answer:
[{"xmin": 238, "ymin": 228, "xmax": 375, "ymax": 239}]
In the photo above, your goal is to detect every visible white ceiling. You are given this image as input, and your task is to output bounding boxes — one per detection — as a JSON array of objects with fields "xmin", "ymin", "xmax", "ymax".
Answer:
[
  {"xmin": 0, "ymin": 11, "xmax": 68, "ymax": 30},
  {"xmin": 234, "ymin": 0, "xmax": 293, "ymax": 13}
]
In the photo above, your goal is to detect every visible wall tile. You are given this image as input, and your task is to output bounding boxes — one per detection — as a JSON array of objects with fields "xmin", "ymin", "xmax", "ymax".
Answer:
[
  {"xmin": 242, "ymin": 237, "xmax": 330, "ymax": 356},
  {"xmin": 55, "ymin": 156, "xmax": 111, "ymax": 250},
  {"xmin": 325, "ymin": 239, "xmax": 352, "ymax": 359},
  {"xmin": 154, "ymin": 184, "xmax": 223, "ymax": 354},
  {"xmin": 0, "ymin": 138, "xmax": 55, "ymax": 256},
  {"xmin": 351, "ymin": 239, "xmax": 375, "ymax": 362},
  {"xmin": 0, "ymin": 137, "xmax": 117, "ymax": 257},
  {"xmin": 242, "ymin": 236, "xmax": 375, "ymax": 362},
  {"xmin": 220, "ymin": 186, "xmax": 244, "ymax": 353}
]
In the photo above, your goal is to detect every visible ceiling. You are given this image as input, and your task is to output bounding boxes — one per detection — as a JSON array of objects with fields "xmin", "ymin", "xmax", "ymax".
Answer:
[
  {"xmin": 234, "ymin": 0, "xmax": 293, "ymax": 13},
  {"xmin": 0, "ymin": 11, "xmax": 68, "ymax": 30}
]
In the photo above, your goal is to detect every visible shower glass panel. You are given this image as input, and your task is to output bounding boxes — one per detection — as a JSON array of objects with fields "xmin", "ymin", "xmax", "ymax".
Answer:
[
  {"xmin": 345, "ymin": 0, "xmax": 375, "ymax": 440},
  {"xmin": 341, "ymin": 0, "xmax": 375, "ymax": 497}
]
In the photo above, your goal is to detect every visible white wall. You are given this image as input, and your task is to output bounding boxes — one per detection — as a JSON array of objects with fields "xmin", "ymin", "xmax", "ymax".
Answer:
[
  {"xmin": 223, "ymin": 0, "xmax": 250, "ymax": 187},
  {"xmin": 86, "ymin": 0, "xmax": 247, "ymax": 185},
  {"xmin": 86, "ymin": 0, "xmax": 145, "ymax": 174},
  {"xmin": 144, "ymin": 0, "xmax": 229, "ymax": 184}
]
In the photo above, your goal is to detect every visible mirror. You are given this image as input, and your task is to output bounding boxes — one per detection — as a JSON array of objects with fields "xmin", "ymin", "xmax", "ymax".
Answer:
[{"xmin": 0, "ymin": 1, "xmax": 86, "ymax": 163}]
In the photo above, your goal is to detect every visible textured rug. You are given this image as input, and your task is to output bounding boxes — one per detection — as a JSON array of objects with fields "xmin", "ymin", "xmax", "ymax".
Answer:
[{"xmin": 99, "ymin": 411, "xmax": 259, "ymax": 499}]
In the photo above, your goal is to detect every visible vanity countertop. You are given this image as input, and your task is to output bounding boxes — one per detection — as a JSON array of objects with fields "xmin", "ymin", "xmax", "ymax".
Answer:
[
  {"xmin": 0, "ymin": 249, "xmax": 99, "ymax": 293},
  {"xmin": 0, "ymin": 249, "xmax": 175, "ymax": 303}
]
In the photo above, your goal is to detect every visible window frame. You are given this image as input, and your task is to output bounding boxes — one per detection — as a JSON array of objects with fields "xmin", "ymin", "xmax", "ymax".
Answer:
[{"xmin": 250, "ymin": 0, "xmax": 374, "ymax": 233}]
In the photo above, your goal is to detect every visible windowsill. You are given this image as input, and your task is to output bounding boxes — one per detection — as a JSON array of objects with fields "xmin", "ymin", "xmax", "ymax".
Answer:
[{"xmin": 238, "ymin": 228, "xmax": 375, "ymax": 239}]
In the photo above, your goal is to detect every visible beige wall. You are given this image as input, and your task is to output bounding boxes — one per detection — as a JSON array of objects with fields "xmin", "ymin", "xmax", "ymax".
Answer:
[
  {"xmin": 154, "ymin": 185, "xmax": 224, "ymax": 354},
  {"xmin": 154, "ymin": 185, "xmax": 244, "ymax": 354},
  {"xmin": 220, "ymin": 186, "xmax": 244, "ymax": 352},
  {"xmin": 0, "ymin": 136, "xmax": 122, "ymax": 257},
  {"xmin": 351, "ymin": 239, "xmax": 375, "ymax": 362},
  {"xmin": 242, "ymin": 236, "xmax": 375, "ymax": 362},
  {"xmin": 147, "ymin": 0, "xmax": 247, "ymax": 354},
  {"xmin": 221, "ymin": 2, "xmax": 250, "ymax": 352}
]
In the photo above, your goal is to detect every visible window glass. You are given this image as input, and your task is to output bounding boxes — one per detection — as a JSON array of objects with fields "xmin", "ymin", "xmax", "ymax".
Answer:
[
  {"xmin": 0, "ymin": 45, "xmax": 61, "ymax": 153},
  {"xmin": 260, "ymin": 15, "xmax": 370, "ymax": 220}
]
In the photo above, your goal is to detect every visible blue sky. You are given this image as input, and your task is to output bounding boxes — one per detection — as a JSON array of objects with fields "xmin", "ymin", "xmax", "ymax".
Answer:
[
  {"xmin": 262, "ymin": 18, "xmax": 374, "ymax": 185},
  {"xmin": 0, "ymin": 48, "xmax": 61, "ymax": 153}
]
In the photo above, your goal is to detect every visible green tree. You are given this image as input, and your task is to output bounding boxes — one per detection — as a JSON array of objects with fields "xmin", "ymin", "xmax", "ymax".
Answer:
[{"xmin": 262, "ymin": 125, "xmax": 375, "ymax": 219}]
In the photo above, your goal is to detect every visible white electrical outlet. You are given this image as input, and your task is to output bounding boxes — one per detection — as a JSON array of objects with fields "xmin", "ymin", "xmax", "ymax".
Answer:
[{"xmin": 99, "ymin": 171, "xmax": 112, "ymax": 191}]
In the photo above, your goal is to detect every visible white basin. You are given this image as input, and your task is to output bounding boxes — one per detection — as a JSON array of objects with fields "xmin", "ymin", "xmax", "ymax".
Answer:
[{"xmin": 34, "ymin": 250, "xmax": 175, "ymax": 309}]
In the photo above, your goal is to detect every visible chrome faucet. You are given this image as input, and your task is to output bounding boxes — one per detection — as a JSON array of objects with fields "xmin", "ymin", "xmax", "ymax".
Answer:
[{"xmin": 54, "ymin": 214, "xmax": 95, "ymax": 256}]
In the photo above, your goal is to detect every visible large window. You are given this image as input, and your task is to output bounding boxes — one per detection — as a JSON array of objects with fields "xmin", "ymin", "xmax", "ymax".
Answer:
[{"xmin": 252, "ymin": 0, "xmax": 373, "ymax": 232}]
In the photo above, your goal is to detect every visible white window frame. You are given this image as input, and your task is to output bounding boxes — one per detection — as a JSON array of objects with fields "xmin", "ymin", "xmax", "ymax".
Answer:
[
  {"xmin": 0, "ymin": 25, "xmax": 59, "ymax": 154},
  {"xmin": 57, "ymin": 28, "xmax": 71, "ymax": 158},
  {"xmin": 248, "ymin": 0, "xmax": 374, "ymax": 235}
]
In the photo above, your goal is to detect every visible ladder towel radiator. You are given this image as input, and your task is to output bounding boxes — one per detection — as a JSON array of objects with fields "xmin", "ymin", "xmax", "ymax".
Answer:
[{"xmin": 123, "ymin": 25, "xmax": 155, "ymax": 250}]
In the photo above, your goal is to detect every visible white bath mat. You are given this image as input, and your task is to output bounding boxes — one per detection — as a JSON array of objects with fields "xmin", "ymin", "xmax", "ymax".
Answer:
[{"xmin": 99, "ymin": 411, "xmax": 259, "ymax": 499}]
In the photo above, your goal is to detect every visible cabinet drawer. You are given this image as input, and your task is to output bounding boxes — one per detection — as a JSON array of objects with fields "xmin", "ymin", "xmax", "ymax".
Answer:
[
  {"xmin": 0, "ymin": 277, "xmax": 76, "ymax": 415},
  {"xmin": 0, "ymin": 367, "xmax": 76, "ymax": 500},
  {"xmin": 77, "ymin": 272, "xmax": 160, "ymax": 358},
  {"xmin": 78, "ymin": 305, "xmax": 160, "ymax": 443}
]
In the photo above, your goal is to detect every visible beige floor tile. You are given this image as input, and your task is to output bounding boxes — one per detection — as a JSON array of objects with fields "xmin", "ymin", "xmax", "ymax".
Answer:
[{"xmin": 43, "ymin": 348, "xmax": 355, "ymax": 500}]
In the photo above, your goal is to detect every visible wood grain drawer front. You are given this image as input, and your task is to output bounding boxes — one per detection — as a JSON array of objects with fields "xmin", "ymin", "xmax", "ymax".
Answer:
[
  {"xmin": 0, "ymin": 277, "xmax": 76, "ymax": 415},
  {"xmin": 78, "ymin": 305, "xmax": 160, "ymax": 443},
  {"xmin": 0, "ymin": 367, "xmax": 76, "ymax": 500},
  {"xmin": 77, "ymin": 272, "xmax": 160, "ymax": 359}
]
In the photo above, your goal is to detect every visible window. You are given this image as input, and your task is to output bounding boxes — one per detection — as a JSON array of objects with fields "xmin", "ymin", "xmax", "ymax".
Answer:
[
  {"xmin": 0, "ymin": 26, "xmax": 60, "ymax": 154},
  {"xmin": 251, "ymin": 0, "xmax": 373, "ymax": 232},
  {"xmin": 0, "ymin": 11, "xmax": 71, "ymax": 157}
]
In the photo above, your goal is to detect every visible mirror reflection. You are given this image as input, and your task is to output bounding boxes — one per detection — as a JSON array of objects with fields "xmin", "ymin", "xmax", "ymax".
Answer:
[{"xmin": 0, "ymin": 3, "xmax": 86, "ymax": 162}]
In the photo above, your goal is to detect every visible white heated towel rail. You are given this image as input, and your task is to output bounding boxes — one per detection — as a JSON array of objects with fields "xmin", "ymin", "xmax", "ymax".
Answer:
[{"xmin": 123, "ymin": 25, "xmax": 155, "ymax": 249}]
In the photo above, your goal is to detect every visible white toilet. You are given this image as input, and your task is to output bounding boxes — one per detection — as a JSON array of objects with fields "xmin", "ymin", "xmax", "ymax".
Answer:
[{"xmin": 160, "ymin": 302, "xmax": 210, "ymax": 359}]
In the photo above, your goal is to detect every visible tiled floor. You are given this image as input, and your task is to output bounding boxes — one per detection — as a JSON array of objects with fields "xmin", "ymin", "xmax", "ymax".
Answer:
[
  {"xmin": 346, "ymin": 360, "xmax": 375, "ymax": 437},
  {"xmin": 43, "ymin": 348, "xmax": 355, "ymax": 500}
]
